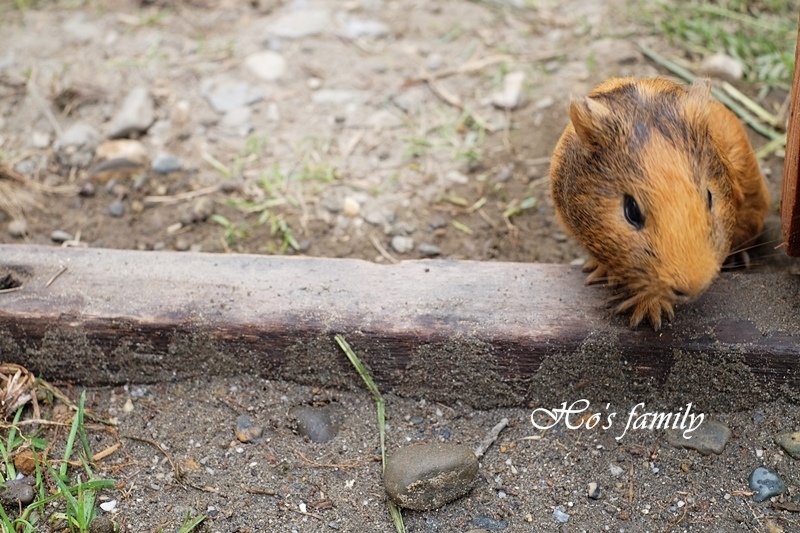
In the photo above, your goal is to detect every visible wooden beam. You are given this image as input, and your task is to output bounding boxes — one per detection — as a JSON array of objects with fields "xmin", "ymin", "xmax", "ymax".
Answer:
[
  {"xmin": 0, "ymin": 245, "xmax": 798, "ymax": 409},
  {"xmin": 782, "ymin": 23, "xmax": 800, "ymax": 256}
]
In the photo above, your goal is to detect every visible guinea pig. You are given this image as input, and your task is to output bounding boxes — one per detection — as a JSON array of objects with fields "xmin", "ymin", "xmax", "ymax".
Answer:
[{"xmin": 549, "ymin": 77, "xmax": 770, "ymax": 330}]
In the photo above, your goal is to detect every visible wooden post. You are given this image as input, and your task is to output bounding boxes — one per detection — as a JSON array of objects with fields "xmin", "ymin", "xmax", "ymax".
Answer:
[
  {"xmin": 0, "ymin": 245, "xmax": 798, "ymax": 409},
  {"xmin": 781, "ymin": 24, "xmax": 800, "ymax": 256}
]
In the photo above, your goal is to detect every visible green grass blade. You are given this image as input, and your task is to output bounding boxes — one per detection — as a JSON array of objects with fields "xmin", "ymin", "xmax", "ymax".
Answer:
[
  {"xmin": 60, "ymin": 391, "xmax": 87, "ymax": 480},
  {"xmin": 334, "ymin": 334, "xmax": 405, "ymax": 533}
]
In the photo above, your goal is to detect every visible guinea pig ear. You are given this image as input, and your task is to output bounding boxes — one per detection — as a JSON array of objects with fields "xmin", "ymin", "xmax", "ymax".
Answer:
[
  {"xmin": 687, "ymin": 77, "xmax": 712, "ymax": 100},
  {"xmin": 684, "ymin": 78, "xmax": 712, "ymax": 124},
  {"xmin": 569, "ymin": 96, "xmax": 612, "ymax": 148}
]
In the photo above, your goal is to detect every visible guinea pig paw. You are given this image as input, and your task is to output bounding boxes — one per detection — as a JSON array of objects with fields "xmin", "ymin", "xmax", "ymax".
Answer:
[
  {"xmin": 616, "ymin": 294, "xmax": 674, "ymax": 331},
  {"xmin": 582, "ymin": 259, "xmax": 610, "ymax": 286}
]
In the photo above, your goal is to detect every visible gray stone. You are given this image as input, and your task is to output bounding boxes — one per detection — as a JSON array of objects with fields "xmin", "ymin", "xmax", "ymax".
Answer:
[
  {"xmin": 383, "ymin": 443, "xmax": 478, "ymax": 510},
  {"xmin": 701, "ymin": 53, "xmax": 744, "ymax": 82},
  {"xmin": 470, "ymin": 516, "xmax": 507, "ymax": 531},
  {"xmin": 245, "ymin": 50, "xmax": 287, "ymax": 81},
  {"xmin": 266, "ymin": 10, "xmax": 331, "ymax": 39},
  {"xmin": 13, "ymin": 158, "xmax": 37, "ymax": 175},
  {"xmin": 588, "ymin": 482, "xmax": 601, "ymax": 499},
  {"xmin": 79, "ymin": 181, "xmax": 96, "ymax": 197},
  {"xmin": 220, "ymin": 106, "xmax": 253, "ymax": 136},
  {"xmin": 312, "ymin": 89, "xmax": 369, "ymax": 105},
  {"xmin": 491, "ymin": 71, "xmax": 525, "ymax": 110},
  {"xmin": 108, "ymin": 200, "xmax": 125, "ymax": 218},
  {"xmin": 774, "ymin": 431, "xmax": 800, "ymax": 459},
  {"xmin": 391, "ymin": 85, "xmax": 429, "ymax": 113},
  {"xmin": 552, "ymin": 508, "xmax": 570, "ymax": 523},
  {"xmin": 31, "ymin": 131, "xmax": 51, "ymax": 149},
  {"xmin": 342, "ymin": 17, "xmax": 389, "ymax": 39},
  {"xmin": 366, "ymin": 109, "xmax": 403, "ymax": 130},
  {"xmin": 418, "ymin": 243, "xmax": 441, "ymax": 257},
  {"xmin": 55, "ymin": 123, "xmax": 101, "ymax": 168},
  {"xmin": 0, "ymin": 53, "xmax": 14, "ymax": 70},
  {"xmin": 63, "ymin": 14, "xmax": 101, "ymax": 43},
  {"xmin": 7, "ymin": 219, "xmax": 27, "ymax": 239},
  {"xmin": 50, "ymin": 230, "xmax": 73, "ymax": 243},
  {"xmin": 107, "ymin": 87, "xmax": 155, "ymax": 139},
  {"xmin": 235, "ymin": 415, "xmax": 263, "ymax": 443},
  {"xmin": 0, "ymin": 476, "xmax": 35, "ymax": 506},
  {"xmin": 748, "ymin": 466, "xmax": 786, "ymax": 502},
  {"xmin": 202, "ymin": 78, "xmax": 263, "ymax": 114},
  {"xmin": 609, "ymin": 464, "xmax": 624, "ymax": 477},
  {"xmin": 666, "ymin": 419, "xmax": 730, "ymax": 455},
  {"xmin": 390, "ymin": 235, "xmax": 414, "ymax": 254},
  {"xmin": 290, "ymin": 406, "xmax": 337, "ymax": 443},
  {"xmin": 426, "ymin": 53, "xmax": 443, "ymax": 71},
  {"xmin": 152, "ymin": 153, "xmax": 182, "ymax": 174}
]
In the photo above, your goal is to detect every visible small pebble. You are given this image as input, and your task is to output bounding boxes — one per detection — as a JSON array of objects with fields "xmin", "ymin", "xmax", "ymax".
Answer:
[
  {"xmin": 290, "ymin": 406, "xmax": 337, "ymax": 443},
  {"xmin": 235, "ymin": 415, "xmax": 264, "ymax": 443},
  {"xmin": 79, "ymin": 181, "xmax": 96, "ymax": 197},
  {"xmin": 609, "ymin": 464, "xmax": 624, "ymax": 477},
  {"xmin": 151, "ymin": 153, "xmax": 183, "ymax": 174},
  {"xmin": 244, "ymin": 50, "xmax": 287, "ymax": 81},
  {"xmin": 7, "ymin": 219, "xmax": 27, "ymax": 238},
  {"xmin": 202, "ymin": 78, "xmax": 263, "ymax": 114},
  {"xmin": 109, "ymin": 200, "xmax": 125, "ymax": 218},
  {"xmin": 31, "ymin": 131, "xmax": 51, "ymax": 149},
  {"xmin": 107, "ymin": 86, "xmax": 155, "ymax": 139},
  {"xmin": 426, "ymin": 53, "xmax": 443, "ymax": 71},
  {"xmin": 588, "ymin": 482, "xmax": 601, "ymax": 500},
  {"xmin": 384, "ymin": 443, "xmax": 478, "ymax": 510},
  {"xmin": 666, "ymin": 419, "xmax": 731, "ymax": 455},
  {"xmin": 552, "ymin": 508, "xmax": 570, "ymax": 523},
  {"xmin": 470, "ymin": 516, "xmax": 507, "ymax": 531},
  {"xmin": 774, "ymin": 431, "xmax": 800, "ymax": 459},
  {"xmin": 266, "ymin": 9, "xmax": 331, "ymax": 39},
  {"xmin": 390, "ymin": 235, "xmax": 414, "ymax": 254},
  {"xmin": 0, "ymin": 476, "xmax": 35, "ymax": 506},
  {"xmin": 51, "ymin": 230, "xmax": 73, "ymax": 243},
  {"xmin": 99, "ymin": 499, "xmax": 117, "ymax": 512},
  {"xmin": 342, "ymin": 17, "xmax": 389, "ymax": 39},
  {"xmin": 311, "ymin": 89, "xmax": 369, "ymax": 105},
  {"xmin": 418, "ymin": 243, "xmax": 441, "ymax": 257},
  {"xmin": 491, "ymin": 71, "xmax": 525, "ymax": 110},
  {"xmin": 55, "ymin": 123, "xmax": 100, "ymax": 168},
  {"xmin": 748, "ymin": 466, "xmax": 786, "ymax": 502},
  {"xmin": 701, "ymin": 53, "xmax": 744, "ymax": 82},
  {"xmin": 342, "ymin": 196, "xmax": 360, "ymax": 217}
]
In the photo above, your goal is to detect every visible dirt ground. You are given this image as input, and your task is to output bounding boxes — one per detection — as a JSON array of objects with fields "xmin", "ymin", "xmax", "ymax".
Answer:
[{"xmin": 1, "ymin": 0, "xmax": 799, "ymax": 531}]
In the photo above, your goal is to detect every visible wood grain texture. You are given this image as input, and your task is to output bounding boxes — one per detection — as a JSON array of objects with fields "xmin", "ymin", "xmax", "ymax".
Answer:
[
  {"xmin": 781, "ymin": 25, "xmax": 800, "ymax": 256},
  {"xmin": 0, "ymin": 245, "xmax": 798, "ymax": 408}
]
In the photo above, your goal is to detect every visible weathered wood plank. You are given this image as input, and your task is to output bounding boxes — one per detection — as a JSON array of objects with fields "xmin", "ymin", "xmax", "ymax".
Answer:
[
  {"xmin": 781, "ymin": 25, "xmax": 800, "ymax": 256},
  {"xmin": 0, "ymin": 245, "xmax": 798, "ymax": 408}
]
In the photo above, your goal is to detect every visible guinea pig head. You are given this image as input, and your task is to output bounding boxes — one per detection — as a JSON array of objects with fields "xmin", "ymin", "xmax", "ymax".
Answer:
[{"xmin": 551, "ymin": 79, "xmax": 739, "ymax": 328}]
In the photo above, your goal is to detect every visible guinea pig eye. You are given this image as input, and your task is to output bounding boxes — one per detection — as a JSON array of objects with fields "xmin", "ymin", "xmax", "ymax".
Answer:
[
  {"xmin": 623, "ymin": 194, "xmax": 645, "ymax": 230},
  {"xmin": 707, "ymin": 190, "xmax": 713, "ymax": 210}
]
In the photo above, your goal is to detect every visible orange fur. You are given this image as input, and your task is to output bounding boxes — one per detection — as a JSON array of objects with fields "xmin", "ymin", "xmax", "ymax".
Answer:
[{"xmin": 550, "ymin": 77, "xmax": 770, "ymax": 330}]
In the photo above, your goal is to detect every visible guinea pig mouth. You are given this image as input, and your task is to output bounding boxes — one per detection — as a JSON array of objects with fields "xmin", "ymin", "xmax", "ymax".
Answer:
[{"xmin": 670, "ymin": 288, "xmax": 692, "ymax": 303}]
